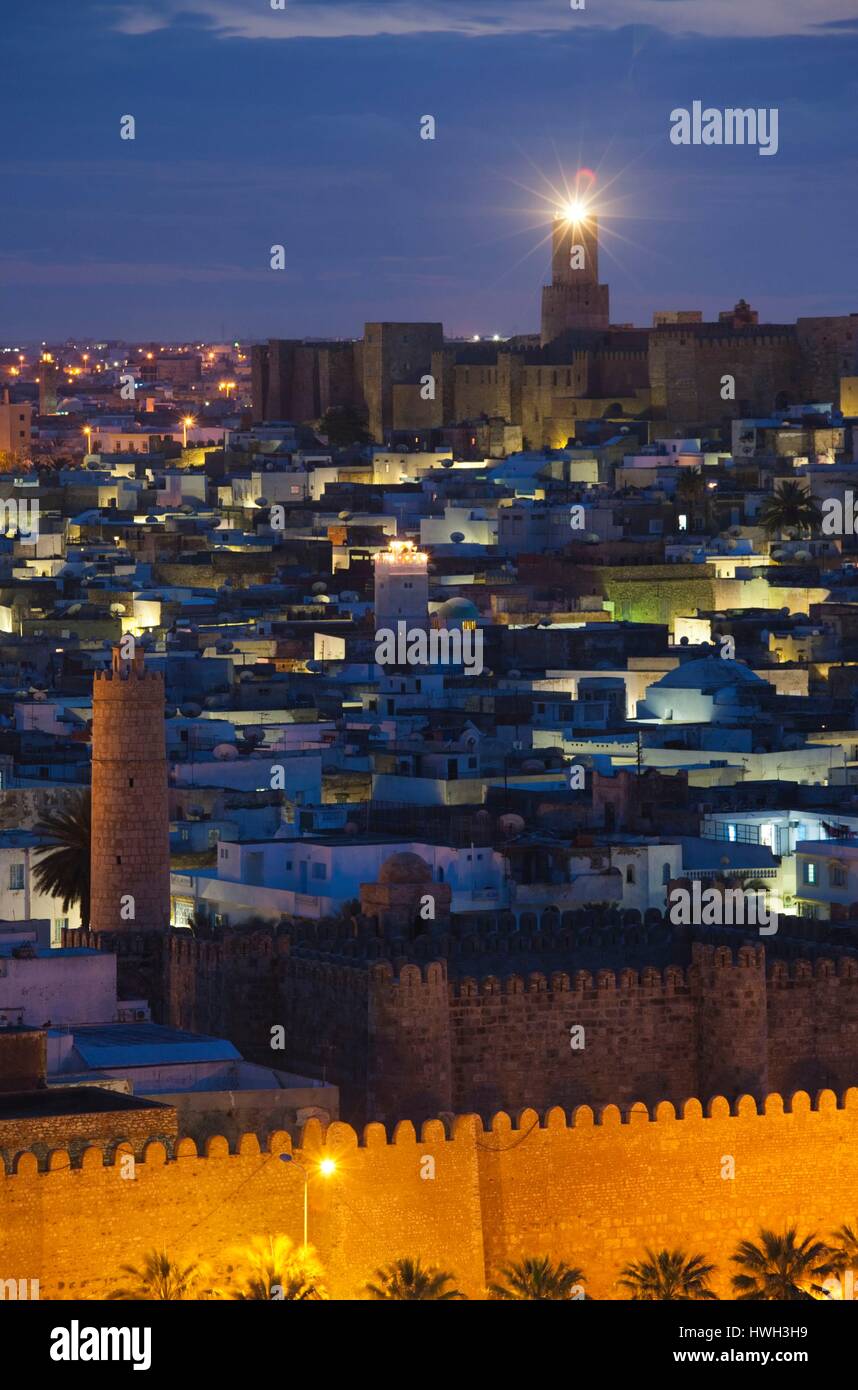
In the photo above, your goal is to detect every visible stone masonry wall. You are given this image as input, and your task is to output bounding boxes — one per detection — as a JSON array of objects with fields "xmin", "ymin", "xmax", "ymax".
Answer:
[{"xmin": 1, "ymin": 1094, "xmax": 857, "ymax": 1300}]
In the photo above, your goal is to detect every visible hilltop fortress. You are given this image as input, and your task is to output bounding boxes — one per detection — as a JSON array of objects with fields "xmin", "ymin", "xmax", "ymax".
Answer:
[{"xmin": 251, "ymin": 209, "xmax": 858, "ymax": 443}]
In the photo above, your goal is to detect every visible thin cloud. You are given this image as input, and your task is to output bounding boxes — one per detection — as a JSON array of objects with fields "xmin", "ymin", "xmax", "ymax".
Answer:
[
  {"xmin": 0, "ymin": 257, "xmax": 284, "ymax": 286},
  {"xmin": 111, "ymin": 0, "xmax": 858, "ymax": 43}
]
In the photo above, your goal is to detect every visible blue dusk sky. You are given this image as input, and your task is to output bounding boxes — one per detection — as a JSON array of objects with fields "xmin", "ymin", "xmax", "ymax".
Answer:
[{"xmin": 2, "ymin": 0, "xmax": 857, "ymax": 341}]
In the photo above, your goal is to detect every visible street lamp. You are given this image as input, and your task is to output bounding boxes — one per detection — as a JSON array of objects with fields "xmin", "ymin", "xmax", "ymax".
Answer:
[
  {"xmin": 83, "ymin": 426, "xmax": 92, "ymax": 455},
  {"xmin": 182, "ymin": 416, "xmax": 195, "ymax": 448},
  {"xmin": 279, "ymin": 1153, "xmax": 337, "ymax": 1247}
]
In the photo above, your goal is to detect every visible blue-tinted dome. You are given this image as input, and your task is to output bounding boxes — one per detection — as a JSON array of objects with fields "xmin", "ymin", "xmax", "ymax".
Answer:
[{"xmin": 651, "ymin": 657, "xmax": 766, "ymax": 693}]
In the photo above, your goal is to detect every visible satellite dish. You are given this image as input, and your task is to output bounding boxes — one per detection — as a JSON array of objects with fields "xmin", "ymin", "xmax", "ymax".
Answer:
[
  {"xmin": 499, "ymin": 813, "xmax": 525, "ymax": 836},
  {"xmin": 312, "ymin": 581, "xmax": 327, "ymax": 593},
  {"xmin": 182, "ymin": 702, "xmax": 202, "ymax": 717},
  {"xmin": 508, "ymin": 668, "xmax": 521, "ymax": 678},
  {"xmin": 450, "ymin": 531, "xmax": 465, "ymax": 543},
  {"xmin": 338, "ymin": 511, "xmax": 352, "ymax": 521},
  {"xmin": 255, "ymin": 497, "xmax": 268, "ymax": 508},
  {"xmin": 522, "ymin": 758, "xmax": 544, "ymax": 771},
  {"xmin": 215, "ymin": 639, "xmax": 233, "ymax": 653},
  {"xmin": 109, "ymin": 603, "xmax": 125, "ymax": 616},
  {"xmin": 213, "ymin": 743, "xmax": 239, "ymax": 759}
]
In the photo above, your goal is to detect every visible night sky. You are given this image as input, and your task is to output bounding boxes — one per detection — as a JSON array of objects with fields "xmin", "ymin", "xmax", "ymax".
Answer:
[{"xmin": 3, "ymin": 0, "xmax": 857, "ymax": 341}]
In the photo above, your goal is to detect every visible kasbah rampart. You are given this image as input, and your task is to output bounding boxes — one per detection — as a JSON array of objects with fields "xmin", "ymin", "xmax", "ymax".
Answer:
[
  {"xmin": 1, "ymin": 652, "xmax": 857, "ymax": 1296},
  {"xmin": 5, "ymin": 211, "xmax": 858, "ymax": 1300}
]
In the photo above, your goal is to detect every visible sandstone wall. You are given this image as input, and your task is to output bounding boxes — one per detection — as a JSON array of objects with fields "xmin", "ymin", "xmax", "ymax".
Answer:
[{"xmin": 1, "ymin": 1094, "xmax": 856, "ymax": 1301}]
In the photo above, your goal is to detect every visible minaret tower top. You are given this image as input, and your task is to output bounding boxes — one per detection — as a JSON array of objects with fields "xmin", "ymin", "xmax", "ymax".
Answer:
[
  {"xmin": 540, "ymin": 201, "xmax": 610, "ymax": 344},
  {"xmin": 550, "ymin": 206, "xmax": 600, "ymax": 287}
]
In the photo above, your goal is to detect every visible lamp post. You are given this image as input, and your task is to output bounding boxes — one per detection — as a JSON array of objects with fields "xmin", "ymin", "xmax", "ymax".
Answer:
[
  {"xmin": 279, "ymin": 1153, "xmax": 336, "ymax": 1247},
  {"xmin": 182, "ymin": 416, "xmax": 195, "ymax": 448}
]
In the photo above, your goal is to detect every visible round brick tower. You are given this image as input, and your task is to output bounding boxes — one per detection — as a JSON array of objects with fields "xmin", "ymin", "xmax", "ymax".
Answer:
[{"xmin": 90, "ymin": 645, "xmax": 170, "ymax": 933}]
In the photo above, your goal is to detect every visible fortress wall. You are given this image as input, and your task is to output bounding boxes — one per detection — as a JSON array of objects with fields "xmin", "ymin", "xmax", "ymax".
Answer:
[
  {"xmin": 449, "ymin": 967, "xmax": 698, "ymax": 1116},
  {"xmin": 2, "ymin": 1094, "xmax": 858, "ymax": 1301},
  {"xmin": 478, "ymin": 1090, "xmax": 858, "ymax": 1299},
  {"xmin": 68, "ymin": 929, "xmax": 858, "ymax": 1128},
  {"xmin": 766, "ymin": 956, "xmax": 858, "ymax": 1097}
]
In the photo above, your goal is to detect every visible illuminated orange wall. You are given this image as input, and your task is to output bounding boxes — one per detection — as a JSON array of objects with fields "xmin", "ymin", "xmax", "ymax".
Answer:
[{"xmin": 1, "ymin": 1090, "xmax": 857, "ymax": 1300}]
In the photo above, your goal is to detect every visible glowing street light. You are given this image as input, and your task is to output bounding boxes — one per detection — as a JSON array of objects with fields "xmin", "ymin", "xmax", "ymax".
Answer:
[
  {"xmin": 182, "ymin": 416, "xmax": 195, "ymax": 447},
  {"xmin": 279, "ymin": 1153, "xmax": 337, "ymax": 1246},
  {"xmin": 83, "ymin": 426, "xmax": 92, "ymax": 454}
]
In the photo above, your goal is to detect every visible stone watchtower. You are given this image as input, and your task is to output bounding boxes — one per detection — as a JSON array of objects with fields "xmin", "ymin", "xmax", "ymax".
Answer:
[
  {"xmin": 90, "ymin": 645, "xmax": 170, "ymax": 934},
  {"xmin": 540, "ymin": 209, "xmax": 610, "ymax": 345}
]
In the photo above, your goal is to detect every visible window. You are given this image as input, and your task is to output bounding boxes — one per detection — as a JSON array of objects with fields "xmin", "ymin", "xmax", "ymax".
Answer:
[
  {"xmin": 727, "ymin": 824, "xmax": 737, "ymax": 842},
  {"xmin": 9, "ymin": 863, "xmax": 24, "ymax": 891},
  {"xmin": 662, "ymin": 862, "xmax": 672, "ymax": 885},
  {"xmin": 625, "ymin": 865, "xmax": 636, "ymax": 885},
  {"xmin": 311, "ymin": 862, "xmax": 327, "ymax": 880},
  {"xmin": 830, "ymin": 863, "xmax": 847, "ymax": 888},
  {"xmin": 804, "ymin": 862, "xmax": 817, "ymax": 885}
]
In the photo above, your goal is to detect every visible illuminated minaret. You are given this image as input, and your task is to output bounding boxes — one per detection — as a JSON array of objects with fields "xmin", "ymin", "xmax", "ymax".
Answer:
[
  {"xmin": 373, "ymin": 539, "xmax": 429, "ymax": 631},
  {"xmin": 39, "ymin": 353, "xmax": 59, "ymax": 415},
  {"xmin": 540, "ymin": 203, "xmax": 610, "ymax": 345}
]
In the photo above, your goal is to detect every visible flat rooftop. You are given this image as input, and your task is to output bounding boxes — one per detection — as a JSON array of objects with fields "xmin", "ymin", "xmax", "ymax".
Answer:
[{"xmin": 0, "ymin": 1086, "xmax": 173, "ymax": 1120}]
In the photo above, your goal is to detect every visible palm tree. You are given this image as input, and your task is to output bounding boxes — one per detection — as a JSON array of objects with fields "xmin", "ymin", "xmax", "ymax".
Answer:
[
  {"xmin": 830, "ymin": 1222, "xmax": 858, "ymax": 1271},
  {"xmin": 228, "ymin": 1234, "xmax": 328, "ymax": 1301},
  {"xmin": 618, "ymin": 1248, "xmax": 717, "ymax": 1301},
  {"xmin": 731, "ymin": 1227, "xmax": 837, "ymax": 1300},
  {"xmin": 365, "ymin": 1257, "xmax": 465, "ymax": 1301},
  {"xmin": 676, "ymin": 469, "xmax": 710, "ymax": 534},
  {"xmin": 32, "ymin": 788, "xmax": 91, "ymax": 928},
  {"xmin": 824, "ymin": 1222, "xmax": 858, "ymax": 1298},
  {"xmin": 489, "ymin": 1255, "xmax": 585, "ymax": 1300},
  {"xmin": 759, "ymin": 482, "xmax": 822, "ymax": 538},
  {"xmin": 108, "ymin": 1249, "xmax": 206, "ymax": 1300}
]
